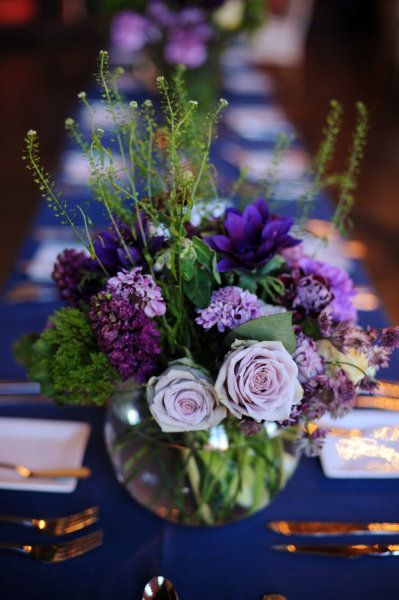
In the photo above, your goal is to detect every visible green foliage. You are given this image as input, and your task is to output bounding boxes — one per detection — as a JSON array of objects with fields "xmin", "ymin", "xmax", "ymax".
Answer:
[
  {"xmin": 332, "ymin": 102, "xmax": 369, "ymax": 234},
  {"xmin": 223, "ymin": 313, "xmax": 296, "ymax": 354},
  {"xmin": 24, "ymin": 308, "xmax": 117, "ymax": 405},
  {"xmin": 13, "ymin": 333, "xmax": 40, "ymax": 371}
]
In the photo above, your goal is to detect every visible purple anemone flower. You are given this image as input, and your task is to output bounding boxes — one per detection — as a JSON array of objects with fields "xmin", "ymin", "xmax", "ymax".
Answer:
[
  {"xmin": 93, "ymin": 214, "xmax": 164, "ymax": 275},
  {"xmin": 206, "ymin": 198, "xmax": 301, "ymax": 273},
  {"xmin": 110, "ymin": 11, "xmax": 158, "ymax": 53}
]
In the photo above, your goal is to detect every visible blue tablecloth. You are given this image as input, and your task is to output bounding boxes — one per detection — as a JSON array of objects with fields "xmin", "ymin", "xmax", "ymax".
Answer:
[{"xmin": 1, "ymin": 43, "xmax": 398, "ymax": 599}]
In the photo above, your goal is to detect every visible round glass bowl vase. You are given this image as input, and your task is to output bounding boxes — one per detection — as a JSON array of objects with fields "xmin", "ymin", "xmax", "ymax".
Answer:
[{"xmin": 104, "ymin": 383, "xmax": 299, "ymax": 526}]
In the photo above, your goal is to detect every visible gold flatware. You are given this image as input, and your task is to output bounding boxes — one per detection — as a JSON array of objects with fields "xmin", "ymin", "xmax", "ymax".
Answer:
[
  {"xmin": 0, "ymin": 529, "xmax": 103, "ymax": 562},
  {"xmin": 0, "ymin": 462, "xmax": 91, "ymax": 480},
  {"xmin": 262, "ymin": 595, "xmax": 287, "ymax": 600},
  {"xmin": 142, "ymin": 576, "xmax": 179, "ymax": 600},
  {"xmin": 272, "ymin": 543, "xmax": 399, "ymax": 558},
  {"xmin": 267, "ymin": 520, "xmax": 399, "ymax": 536},
  {"xmin": 376, "ymin": 381, "xmax": 399, "ymax": 399},
  {"xmin": 0, "ymin": 506, "xmax": 99, "ymax": 536},
  {"xmin": 354, "ymin": 395, "xmax": 399, "ymax": 411}
]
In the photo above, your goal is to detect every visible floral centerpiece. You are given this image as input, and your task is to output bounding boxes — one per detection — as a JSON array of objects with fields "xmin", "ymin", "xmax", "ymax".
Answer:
[
  {"xmin": 106, "ymin": 0, "xmax": 266, "ymax": 106},
  {"xmin": 15, "ymin": 52, "xmax": 399, "ymax": 525}
]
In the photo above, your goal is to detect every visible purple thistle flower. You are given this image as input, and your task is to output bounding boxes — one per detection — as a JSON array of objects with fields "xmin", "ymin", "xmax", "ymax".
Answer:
[
  {"xmin": 88, "ymin": 291, "xmax": 161, "ymax": 383},
  {"xmin": 296, "ymin": 427, "xmax": 328, "ymax": 457},
  {"xmin": 196, "ymin": 286, "xmax": 260, "ymax": 332},
  {"xmin": 93, "ymin": 215, "xmax": 164, "ymax": 275},
  {"xmin": 329, "ymin": 369, "xmax": 356, "ymax": 418},
  {"xmin": 52, "ymin": 248, "xmax": 101, "ymax": 307},
  {"xmin": 107, "ymin": 267, "xmax": 166, "ymax": 318},
  {"xmin": 300, "ymin": 258, "xmax": 357, "ymax": 323},
  {"xmin": 368, "ymin": 345, "xmax": 391, "ymax": 369},
  {"xmin": 380, "ymin": 326, "xmax": 399, "ymax": 349},
  {"xmin": 318, "ymin": 309, "xmax": 333, "ymax": 335},
  {"xmin": 293, "ymin": 329, "xmax": 324, "ymax": 384},
  {"xmin": 357, "ymin": 376, "xmax": 379, "ymax": 394},
  {"xmin": 206, "ymin": 198, "xmax": 300, "ymax": 273},
  {"xmin": 111, "ymin": 10, "xmax": 158, "ymax": 53}
]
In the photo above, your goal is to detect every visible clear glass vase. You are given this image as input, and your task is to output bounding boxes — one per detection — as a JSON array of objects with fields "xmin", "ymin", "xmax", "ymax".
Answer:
[{"xmin": 104, "ymin": 382, "xmax": 299, "ymax": 526}]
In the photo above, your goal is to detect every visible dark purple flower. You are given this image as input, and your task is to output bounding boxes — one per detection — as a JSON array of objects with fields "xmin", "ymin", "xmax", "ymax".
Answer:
[
  {"xmin": 296, "ymin": 427, "xmax": 328, "ymax": 457},
  {"xmin": 165, "ymin": 29, "xmax": 208, "ymax": 67},
  {"xmin": 300, "ymin": 258, "xmax": 356, "ymax": 323},
  {"xmin": 93, "ymin": 215, "xmax": 164, "ymax": 275},
  {"xmin": 88, "ymin": 291, "xmax": 161, "ymax": 383},
  {"xmin": 52, "ymin": 248, "xmax": 101, "ymax": 307},
  {"xmin": 206, "ymin": 198, "xmax": 301, "ymax": 273},
  {"xmin": 239, "ymin": 419, "xmax": 263, "ymax": 436},
  {"xmin": 380, "ymin": 326, "xmax": 399, "ymax": 349},
  {"xmin": 357, "ymin": 376, "xmax": 379, "ymax": 393}
]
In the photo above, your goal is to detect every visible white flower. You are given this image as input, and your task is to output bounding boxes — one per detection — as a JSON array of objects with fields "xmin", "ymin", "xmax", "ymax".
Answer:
[
  {"xmin": 316, "ymin": 339, "xmax": 375, "ymax": 384},
  {"xmin": 147, "ymin": 359, "xmax": 226, "ymax": 433},
  {"xmin": 213, "ymin": 0, "xmax": 244, "ymax": 31}
]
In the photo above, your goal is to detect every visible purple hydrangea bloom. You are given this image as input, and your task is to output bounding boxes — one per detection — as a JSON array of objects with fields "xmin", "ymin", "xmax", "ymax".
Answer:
[
  {"xmin": 52, "ymin": 248, "xmax": 101, "ymax": 307},
  {"xmin": 293, "ymin": 329, "xmax": 324, "ymax": 383},
  {"xmin": 88, "ymin": 291, "xmax": 161, "ymax": 382},
  {"xmin": 300, "ymin": 258, "xmax": 357, "ymax": 323},
  {"xmin": 196, "ymin": 286, "xmax": 260, "ymax": 332},
  {"xmin": 111, "ymin": 11, "xmax": 158, "ymax": 53},
  {"xmin": 93, "ymin": 215, "xmax": 164, "ymax": 275},
  {"xmin": 107, "ymin": 267, "xmax": 166, "ymax": 318},
  {"xmin": 206, "ymin": 199, "xmax": 300, "ymax": 273}
]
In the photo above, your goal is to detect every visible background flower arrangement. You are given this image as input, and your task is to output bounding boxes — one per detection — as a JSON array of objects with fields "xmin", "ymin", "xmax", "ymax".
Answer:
[
  {"xmin": 106, "ymin": 0, "xmax": 266, "ymax": 107},
  {"xmin": 15, "ymin": 52, "xmax": 399, "ymax": 524}
]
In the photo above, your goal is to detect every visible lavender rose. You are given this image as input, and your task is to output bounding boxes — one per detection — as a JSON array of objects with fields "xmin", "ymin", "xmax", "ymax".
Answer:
[
  {"xmin": 147, "ymin": 359, "xmax": 226, "ymax": 432},
  {"xmin": 215, "ymin": 340, "xmax": 303, "ymax": 422}
]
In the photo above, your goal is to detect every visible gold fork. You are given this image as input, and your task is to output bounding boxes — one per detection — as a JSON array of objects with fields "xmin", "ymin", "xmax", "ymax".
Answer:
[
  {"xmin": 0, "ymin": 530, "xmax": 103, "ymax": 562},
  {"xmin": 0, "ymin": 506, "xmax": 99, "ymax": 536}
]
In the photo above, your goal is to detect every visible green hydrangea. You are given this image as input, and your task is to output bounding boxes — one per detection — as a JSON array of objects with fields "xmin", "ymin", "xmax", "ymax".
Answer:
[{"xmin": 15, "ymin": 308, "xmax": 117, "ymax": 406}]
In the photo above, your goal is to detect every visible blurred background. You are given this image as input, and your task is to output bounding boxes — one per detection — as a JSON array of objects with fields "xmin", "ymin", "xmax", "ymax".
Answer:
[{"xmin": 0, "ymin": 0, "xmax": 398, "ymax": 318}]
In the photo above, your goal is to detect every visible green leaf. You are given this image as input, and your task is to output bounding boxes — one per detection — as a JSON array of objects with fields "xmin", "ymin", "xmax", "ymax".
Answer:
[
  {"xmin": 257, "ymin": 255, "xmax": 285, "ymax": 276},
  {"xmin": 192, "ymin": 237, "xmax": 221, "ymax": 283},
  {"xmin": 181, "ymin": 255, "xmax": 196, "ymax": 281},
  {"xmin": 238, "ymin": 274, "xmax": 257, "ymax": 294},
  {"xmin": 183, "ymin": 269, "xmax": 211, "ymax": 308},
  {"xmin": 223, "ymin": 313, "xmax": 296, "ymax": 354}
]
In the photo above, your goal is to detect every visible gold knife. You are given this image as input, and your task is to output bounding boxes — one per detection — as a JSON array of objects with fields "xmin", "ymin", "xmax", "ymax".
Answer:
[
  {"xmin": 0, "ymin": 462, "xmax": 91, "ymax": 479},
  {"xmin": 272, "ymin": 543, "xmax": 399, "ymax": 558},
  {"xmin": 267, "ymin": 520, "xmax": 399, "ymax": 536}
]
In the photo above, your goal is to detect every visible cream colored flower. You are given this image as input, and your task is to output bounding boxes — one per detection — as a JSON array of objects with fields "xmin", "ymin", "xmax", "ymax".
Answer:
[{"xmin": 316, "ymin": 339, "xmax": 375, "ymax": 384}]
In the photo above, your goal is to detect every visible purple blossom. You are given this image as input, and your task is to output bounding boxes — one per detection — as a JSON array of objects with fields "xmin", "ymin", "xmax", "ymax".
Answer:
[
  {"xmin": 165, "ymin": 29, "xmax": 208, "ymax": 68},
  {"xmin": 357, "ymin": 376, "xmax": 379, "ymax": 393},
  {"xmin": 300, "ymin": 258, "xmax": 357, "ymax": 323},
  {"xmin": 296, "ymin": 427, "xmax": 328, "ymax": 457},
  {"xmin": 196, "ymin": 286, "xmax": 260, "ymax": 332},
  {"xmin": 293, "ymin": 329, "xmax": 324, "ymax": 383},
  {"xmin": 88, "ymin": 291, "xmax": 161, "ymax": 383},
  {"xmin": 239, "ymin": 419, "xmax": 263, "ymax": 436},
  {"xmin": 52, "ymin": 248, "xmax": 101, "ymax": 307},
  {"xmin": 93, "ymin": 215, "xmax": 164, "ymax": 275},
  {"xmin": 206, "ymin": 199, "xmax": 300, "ymax": 273},
  {"xmin": 293, "ymin": 274, "xmax": 333, "ymax": 315},
  {"xmin": 329, "ymin": 369, "xmax": 356, "ymax": 418},
  {"xmin": 110, "ymin": 11, "xmax": 158, "ymax": 53},
  {"xmin": 107, "ymin": 267, "xmax": 166, "ymax": 318},
  {"xmin": 380, "ymin": 326, "xmax": 399, "ymax": 349}
]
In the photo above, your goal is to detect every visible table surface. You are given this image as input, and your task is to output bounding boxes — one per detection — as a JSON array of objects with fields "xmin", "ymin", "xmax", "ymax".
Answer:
[{"xmin": 0, "ymin": 42, "xmax": 398, "ymax": 600}]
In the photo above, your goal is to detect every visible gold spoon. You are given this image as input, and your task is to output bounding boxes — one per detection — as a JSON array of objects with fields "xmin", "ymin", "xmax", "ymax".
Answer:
[{"xmin": 0, "ymin": 462, "xmax": 91, "ymax": 479}]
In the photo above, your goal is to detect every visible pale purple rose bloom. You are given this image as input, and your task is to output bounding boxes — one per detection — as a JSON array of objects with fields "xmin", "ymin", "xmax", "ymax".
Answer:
[
  {"xmin": 147, "ymin": 359, "xmax": 226, "ymax": 432},
  {"xmin": 107, "ymin": 267, "xmax": 166, "ymax": 318},
  {"xmin": 111, "ymin": 11, "xmax": 157, "ymax": 53},
  {"xmin": 215, "ymin": 340, "xmax": 303, "ymax": 422}
]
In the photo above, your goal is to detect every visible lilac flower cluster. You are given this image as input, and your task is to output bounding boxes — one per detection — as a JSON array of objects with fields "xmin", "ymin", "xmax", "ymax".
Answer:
[
  {"xmin": 52, "ymin": 249, "xmax": 101, "ymax": 307},
  {"xmin": 292, "ymin": 328, "xmax": 324, "ymax": 384},
  {"xmin": 111, "ymin": 2, "xmax": 214, "ymax": 69},
  {"xmin": 206, "ymin": 198, "xmax": 300, "ymax": 273},
  {"xmin": 88, "ymin": 291, "xmax": 161, "ymax": 382},
  {"xmin": 107, "ymin": 267, "xmax": 166, "ymax": 318},
  {"xmin": 196, "ymin": 286, "xmax": 260, "ymax": 332}
]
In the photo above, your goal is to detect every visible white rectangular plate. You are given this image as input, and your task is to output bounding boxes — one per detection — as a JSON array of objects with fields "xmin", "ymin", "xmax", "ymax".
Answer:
[
  {"xmin": 0, "ymin": 417, "xmax": 91, "ymax": 492},
  {"xmin": 320, "ymin": 410, "xmax": 399, "ymax": 478}
]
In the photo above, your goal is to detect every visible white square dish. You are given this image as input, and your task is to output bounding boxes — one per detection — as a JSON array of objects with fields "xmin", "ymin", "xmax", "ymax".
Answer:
[
  {"xmin": 320, "ymin": 410, "xmax": 399, "ymax": 478},
  {"xmin": 0, "ymin": 417, "xmax": 91, "ymax": 493}
]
